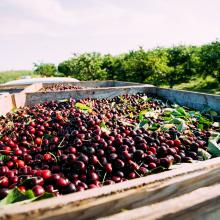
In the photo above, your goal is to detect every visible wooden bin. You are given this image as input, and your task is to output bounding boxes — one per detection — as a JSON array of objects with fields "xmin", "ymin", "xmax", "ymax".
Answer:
[
  {"xmin": 0, "ymin": 83, "xmax": 43, "ymax": 115},
  {"xmin": 0, "ymin": 93, "xmax": 14, "ymax": 116},
  {"xmin": 0, "ymin": 81, "xmax": 220, "ymax": 219}
]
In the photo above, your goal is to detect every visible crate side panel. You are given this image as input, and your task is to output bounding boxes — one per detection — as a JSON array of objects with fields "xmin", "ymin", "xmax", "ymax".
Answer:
[
  {"xmin": 14, "ymin": 83, "xmax": 43, "ymax": 108},
  {"xmin": 26, "ymin": 86, "xmax": 155, "ymax": 106},
  {"xmin": 100, "ymin": 183, "xmax": 220, "ymax": 220},
  {"xmin": 0, "ymin": 158, "xmax": 220, "ymax": 220},
  {"xmin": 0, "ymin": 94, "xmax": 14, "ymax": 115},
  {"xmin": 156, "ymin": 88, "xmax": 220, "ymax": 114}
]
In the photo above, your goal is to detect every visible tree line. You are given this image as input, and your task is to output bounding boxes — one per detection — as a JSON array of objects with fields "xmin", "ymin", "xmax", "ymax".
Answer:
[{"xmin": 34, "ymin": 41, "xmax": 220, "ymax": 88}]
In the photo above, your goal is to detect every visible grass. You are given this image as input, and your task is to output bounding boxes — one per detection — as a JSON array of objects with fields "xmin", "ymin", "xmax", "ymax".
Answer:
[
  {"xmin": 0, "ymin": 70, "xmax": 38, "ymax": 84},
  {"xmin": 162, "ymin": 76, "xmax": 220, "ymax": 95}
]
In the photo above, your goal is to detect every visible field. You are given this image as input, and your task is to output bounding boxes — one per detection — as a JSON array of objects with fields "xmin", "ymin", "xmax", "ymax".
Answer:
[
  {"xmin": 0, "ymin": 70, "xmax": 37, "ymax": 84},
  {"xmin": 165, "ymin": 76, "xmax": 220, "ymax": 95}
]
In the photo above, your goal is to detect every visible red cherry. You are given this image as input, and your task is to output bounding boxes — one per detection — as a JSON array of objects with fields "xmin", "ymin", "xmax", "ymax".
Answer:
[
  {"xmin": 105, "ymin": 163, "xmax": 113, "ymax": 173},
  {"xmin": 41, "ymin": 170, "xmax": 52, "ymax": 179},
  {"xmin": 2, "ymin": 146, "xmax": 11, "ymax": 155},
  {"xmin": 174, "ymin": 139, "xmax": 181, "ymax": 147},
  {"xmin": 0, "ymin": 176, "xmax": 9, "ymax": 187},
  {"xmin": 167, "ymin": 140, "xmax": 174, "ymax": 147},
  {"xmin": 43, "ymin": 153, "xmax": 52, "ymax": 161},
  {"xmin": 148, "ymin": 162, "xmax": 157, "ymax": 169},
  {"xmin": 32, "ymin": 185, "xmax": 45, "ymax": 196},
  {"xmin": 35, "ymin": 138, "xmax": 42, "ymax": 145},
  {"xmin": 18, "ymin": 185, "xmax": 26, "ymax": 193},
  {"xmin": 149, "ymin": 147, "xmax": 157, "ymax": 154},
  {"xmin": 56, "ymin": 114, "xmax": 63, "ymax": 121},
  {"xmin": 7, "ymin": 161, "xmax": 14, "ymax": 168},
  {"xmin": 16, "ymin": 160, "xmax": 25, "ymax": 168}
]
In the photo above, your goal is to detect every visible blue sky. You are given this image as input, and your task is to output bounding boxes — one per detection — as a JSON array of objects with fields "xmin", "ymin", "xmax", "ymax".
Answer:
[{"xmin": 0, "ymin": 0, "xmax": 220, "ymax": 71}]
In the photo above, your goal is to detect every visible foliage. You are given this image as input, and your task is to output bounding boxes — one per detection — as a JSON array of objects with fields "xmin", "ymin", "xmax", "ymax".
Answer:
[
  {"xmin": 167, "ymin": 75, "xmax": 220, "ymax": 95},
  {"xmin": 3, "ymin": 40, "xmax": 220, "ymax": 92},
  {"xmin": 34, "ymin": 63, "xmax": 57, "ymax": 77},
  {"xmin": 58, "ymin": 53, "xmax": 107, "ymax": 80},
  {"xmin": 199, "ymin": 41, "xmax": 220, "ymax": 83}
]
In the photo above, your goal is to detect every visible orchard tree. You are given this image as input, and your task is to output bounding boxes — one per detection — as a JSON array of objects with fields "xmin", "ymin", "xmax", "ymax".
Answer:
[
  {"xmin": 200, "ymin": 41, "xmax": 220, "ymax": 83},
  {"xmin": 58, "ymin": 53, "xmax": 107, "ymax": 80},
  {"xmin": 166, "ymin": 46, "xmax": 198, "ymax": 88},
  {"xmin": 34, "ymin": 63, "xmax": 57, "ymax": 77}
]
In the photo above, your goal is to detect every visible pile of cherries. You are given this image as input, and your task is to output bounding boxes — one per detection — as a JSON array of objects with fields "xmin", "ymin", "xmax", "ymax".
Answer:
[
  {"xmin": 40, "ymin": 84, "xmax": 86, "ymax": 92},
  {"xmin": 0, "ymin": 94, "xmax": 215, "ymax": 200}
]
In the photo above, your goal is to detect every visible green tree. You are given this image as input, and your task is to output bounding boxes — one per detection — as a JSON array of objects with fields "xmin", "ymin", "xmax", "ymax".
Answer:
[
  {"xmin": 166, "ymin": 46, "xmax": 199, "ymax": 88},
  {"xmin": 200, "ymin": 41, "xmax": 220, "ymax": 83},
  {"xmin": 101, "ymin": 54, "xmax": 118, "ymax": 80},
  {"xmin": 58, "ymin": 53, "xmax": 107, "ymax": 80},
  {"xmin": 34, "ymin": 63, "xmax": 57, "ymax": 77}
]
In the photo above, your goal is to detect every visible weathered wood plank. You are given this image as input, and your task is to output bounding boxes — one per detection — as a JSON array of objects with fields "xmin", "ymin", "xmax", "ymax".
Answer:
[
  {"xmin": 41, "ymin": 80, "xmax": 144, "ymax": 88},
  {"xmin": 13, "ymin": 83, "xmax": 43, "ymax": 108},
  {"xmin": 100, "ymin": 183, "xmax": 220, "ymax": 220},
  {"xmin": 0, "ymin": 83, "xmax": 43, "ymax": 114},
  {"xmin": 25, "ymin": 82, "xmax": 220, "ymax": 115},
  {"xmin": 26, "ymin": 85, "xmax": 155, "ymax": 106},
  {"xmin": 0, "ymin": 158, "xmax": 220, "ymax": 220},
  {"xmin": 156, "ymin": 87, "xmax": 220, "ymax": 114},
  {"xmin": 0, "ymin": 93, "xmax": 14, "ymax": 115}
]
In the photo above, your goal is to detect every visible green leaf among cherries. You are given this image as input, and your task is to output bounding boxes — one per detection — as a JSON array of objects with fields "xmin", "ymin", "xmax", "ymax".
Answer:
[{"xmin": 0, "ymin": 187, "xmax": 54, "ymax": 206}]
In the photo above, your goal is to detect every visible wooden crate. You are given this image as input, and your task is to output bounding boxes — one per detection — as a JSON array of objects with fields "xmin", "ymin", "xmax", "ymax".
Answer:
[
  {"xmin": 0, "ymin": 83, "xmax": 43, "ymax": 115},
  {"xmin": 13, "ymin": 83, "xmax": 42, "ymax": 108},
  {"xmin": 0, "ymin": 81, "xmax": 220, "ymax": 219},
  {"xmin": 0, "ymin": 93, "xmax": 14, "ymax": 116},
  {"xmin": 0, "ymin": 158, "xmax": 219, "ymax": 220}
]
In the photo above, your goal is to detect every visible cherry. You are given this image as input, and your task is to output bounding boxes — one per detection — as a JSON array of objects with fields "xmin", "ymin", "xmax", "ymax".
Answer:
[
  {"xmin": 2, "ymin": 146, "xmax": 11, "ymax": 155},
  {"xmin": 0, "ymin": 188, "xmax": 9, "ymax": 200},
  {"xmin": 128, "ymin": 172, "xmax": 136, "ymax": 179},
  {"xmin": 0, "ymin": 176, "xmax": 9, "ymax": 187},
  {"xmin": 45, "ymin": 185, "xmax": 54, "ymax": 193},
  {"xmin": 148, "ymin": 162, "xmax": 157, "ymax": 169},
  {"xmin": 35, "ymin": 138, "xmax": 42, "ymax": 145},
  {"xmin": 88, "ymin": 171, "xmax": 99, "ymax": 182},
  {"xmin": 43, "ymin": 153, "xmax": 52, "ymax": 161},
  {"xmin": 32, "ymin": 185, "xmax": 45, "ymax": 196},
  {"xmin": 41, "ymin": 170, "xmax": 52, "ymax": 179},
  {"xmin": 30, "ymin": 176, "xmax": 44, "ymax": 187},
  {"xmin": 64, "ymin": 183, "xmax": 76, "ymax": 194},
  {"xmin": 18, "ymin": 185, "xmax": 26, "ymax": 193},
  {"xmin": 73, "ymin": 161, "xmax": 86, "ymax": 171},
  {"xmin": 56, "ymin": 178, "xmax": 69, "ymax": 187},
  {"xmin": 10, "ymin": 176, "xmax": 18, "ymax": 184},
  {"xmin": 7, "ymin": 161, "xmax": 14, "ymax": 168},
  {"xmin": 174, "ymin": 139, "xmax": 181, "ymax": 147},
  {"xmin": 0, "ymin": 93, "xmax": 216, "ymax": 200},
  {"xmin": 16, "ymin": 160, "xmax": 25, "ymax": 168}
]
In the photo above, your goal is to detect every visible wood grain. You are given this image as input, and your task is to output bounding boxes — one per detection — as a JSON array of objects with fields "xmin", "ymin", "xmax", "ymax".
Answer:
[
  {"xmin": 26, "ymin": 81, "xmax": 155, "ymax": 106},
  {"xmin": 100, "ymin": 183, "xmax": 220, "ymax": 220},
  {"xmin": 0, "ymin": 83, "xmax": 42, "ymax": 114},
  {"xmin": 0, "ymin": 158, "xmax": 220, "ymax": 220}
]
